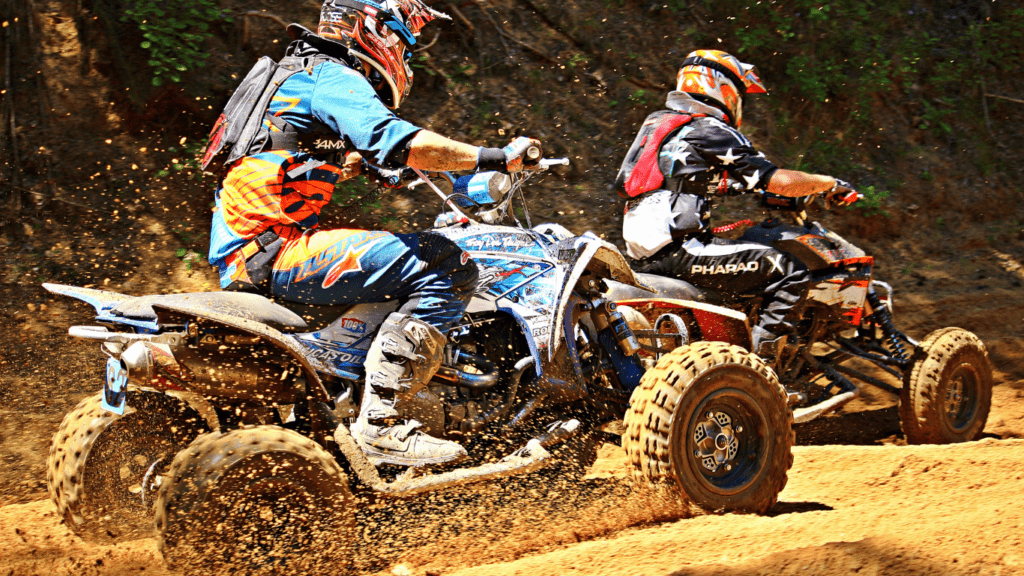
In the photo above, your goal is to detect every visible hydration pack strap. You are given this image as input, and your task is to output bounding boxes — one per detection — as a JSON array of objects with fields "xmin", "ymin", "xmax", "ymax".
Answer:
[
  {"xmin": 264, "ymin": 120, "xmax": 346, "ymax": 177},
  {"xmin": 260, "ymin": 54, "xmax": 350, "ymax": 165}
]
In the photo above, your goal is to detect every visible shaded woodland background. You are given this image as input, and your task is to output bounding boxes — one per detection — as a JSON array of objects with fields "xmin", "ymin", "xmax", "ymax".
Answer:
[{"xmin": 1, "ymin": 0, "xmax": 1023, "ymax": 279}]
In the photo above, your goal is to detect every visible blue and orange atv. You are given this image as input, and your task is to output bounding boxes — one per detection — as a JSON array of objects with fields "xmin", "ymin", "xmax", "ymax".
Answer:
[
  {"xmin": 609, "ymin": 190, "xmax": 993, "ymax": 471},
  {"xmin": 41, "ymin": 159, "xmax": 794, "ymax": 575}
]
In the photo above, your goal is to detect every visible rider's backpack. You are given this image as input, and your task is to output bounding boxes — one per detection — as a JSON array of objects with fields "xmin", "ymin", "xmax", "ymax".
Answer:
[
  {"xmin": 199, "ymin": 55, "xmax": 349, "ymax": 172},
  {"xmin": 614, "ymin": 110, "xmax": 707, "ymax": 199},
  {"xmin": 200, "ymin": 57, "xmax": 295, "ymax": 172}
]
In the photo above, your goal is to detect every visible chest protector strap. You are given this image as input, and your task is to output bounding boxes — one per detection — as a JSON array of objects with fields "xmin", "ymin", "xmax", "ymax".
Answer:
[{"xmin": 615, "ymin": 111, "xmax": 703, "ymax": 198}]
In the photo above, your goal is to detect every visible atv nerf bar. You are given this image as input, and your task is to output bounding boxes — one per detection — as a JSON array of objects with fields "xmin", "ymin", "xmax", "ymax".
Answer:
[
  {"xmin": 324, "ymin": 405, "xmax": 577, "ymax": 497},
  {"xmin": 791, "ymin": 350, "xmax": 860, "ymax": 424}
]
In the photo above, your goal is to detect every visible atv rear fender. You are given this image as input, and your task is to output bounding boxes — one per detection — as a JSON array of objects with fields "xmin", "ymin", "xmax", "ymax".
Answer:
[
  {"xmin": 616, "ymin": 297, "xmax": 751, "ymax": 350},
  {"xmin": 150, "ymin": 301, "xmax": 331, "ymax": 403}
]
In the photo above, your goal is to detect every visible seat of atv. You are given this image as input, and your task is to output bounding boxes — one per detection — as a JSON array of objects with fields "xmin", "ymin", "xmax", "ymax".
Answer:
[
  {"xmin": 605, "ymin": 272, "xmax": 727, "ymax": 305},
  {"xmin": 112, "ymin": 292, "xmax": 321, "ymax": 332}
]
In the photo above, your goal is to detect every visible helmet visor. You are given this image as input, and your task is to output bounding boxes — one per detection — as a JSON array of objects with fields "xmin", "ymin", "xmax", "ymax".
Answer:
[{"xmin": 323, "ymin": 0, "xmax": 417, "ymax": 45}]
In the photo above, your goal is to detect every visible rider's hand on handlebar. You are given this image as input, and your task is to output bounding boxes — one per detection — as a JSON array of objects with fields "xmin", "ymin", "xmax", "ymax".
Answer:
[
  {"xmin": 824, "ymin": 178, "xmax": 859, "ymax": 207},
  {"xmin": 502, "ymin": 136, "xmax": 543, "ymax": 172},
  {"xmin": 364, "ymin": 162, "xmax": 414, "ymax": 189},
  {"xmin": 477, "ymin": 137, "xmax": 543, "ymax": 173}
]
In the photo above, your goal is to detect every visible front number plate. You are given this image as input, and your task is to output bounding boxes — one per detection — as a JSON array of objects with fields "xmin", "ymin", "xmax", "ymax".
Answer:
[{"xmin": 102, "ymin": 356, "xmax": 127, "ymax": 415}]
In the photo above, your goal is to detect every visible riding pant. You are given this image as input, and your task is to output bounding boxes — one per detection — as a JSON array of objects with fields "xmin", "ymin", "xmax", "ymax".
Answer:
[
  {"xmin": 223, "ymin": 228, "xmax": 478, "ymax": 332},
  {"xmin": 635, "ymin": 236, "xmax": 810, "ymax": 335}
]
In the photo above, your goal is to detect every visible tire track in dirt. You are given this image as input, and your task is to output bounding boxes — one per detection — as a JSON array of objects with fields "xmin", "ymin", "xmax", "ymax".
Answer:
[{"xmin": 4, "ymin": 436, "xmax": 1024, "ymax": 576}]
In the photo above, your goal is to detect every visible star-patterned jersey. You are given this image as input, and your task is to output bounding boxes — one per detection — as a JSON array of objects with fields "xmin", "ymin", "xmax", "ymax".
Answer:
[{"xmin": 620, "ymin": 91, "xmax": 778, "ymax": 259}]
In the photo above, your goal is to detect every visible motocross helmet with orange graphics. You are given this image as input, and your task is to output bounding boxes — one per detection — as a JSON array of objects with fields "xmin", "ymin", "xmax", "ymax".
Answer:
[
  {"xmin": 676, "ymin": 49, "xmax": 767, "ymax": 128},
  {"xmin": 319, "ymin": 0, "xmax": 448, "ymax": 108}
]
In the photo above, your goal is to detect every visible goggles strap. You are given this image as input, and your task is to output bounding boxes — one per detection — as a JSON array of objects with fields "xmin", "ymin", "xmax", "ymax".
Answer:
[
  {"xmin": 326, "ymin": 0, "xmax": 416, "ymax": 45},
  {"xmin": 680, "ymin": 56, "xmax": 747, "ymax": 97}
]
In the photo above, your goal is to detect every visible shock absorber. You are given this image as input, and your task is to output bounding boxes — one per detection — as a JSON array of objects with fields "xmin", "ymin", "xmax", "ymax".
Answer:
[
  {"xmin": 867, "ymin": 289, "xmax": 907, "ymax": 360},
  {"xmin": 592, "ymin": 300, "xmax": 641, "ymax": 356}
]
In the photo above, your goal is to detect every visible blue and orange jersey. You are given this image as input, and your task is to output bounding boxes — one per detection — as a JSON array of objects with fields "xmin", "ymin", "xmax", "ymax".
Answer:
[
  {"xmin": 209, "ymin": 43, "xmax": 422, "ymax": 274},
  {"xmin": 209, "ymin": 150, "xmax": 346, "ymax": 268}
]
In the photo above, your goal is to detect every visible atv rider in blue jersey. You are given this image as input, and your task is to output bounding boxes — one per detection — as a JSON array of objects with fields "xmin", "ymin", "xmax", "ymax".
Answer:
[
  {"xmin": 615, "ymin": 49, "xmax": 856, "ymax": 359},
  {"xmin": 204, "ymin": 0, "xmax": 541, "ymax": 466}
]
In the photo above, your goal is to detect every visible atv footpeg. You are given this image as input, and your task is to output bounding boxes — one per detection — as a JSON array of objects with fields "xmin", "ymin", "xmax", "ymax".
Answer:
[{"xmin": 537, "ymin": 418, "xmax": 581, "ymax": 447}]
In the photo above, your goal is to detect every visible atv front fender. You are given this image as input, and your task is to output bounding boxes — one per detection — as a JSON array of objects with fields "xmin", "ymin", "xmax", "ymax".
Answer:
[{"xmin": 549, "ymin": 238, "xmax": 652, "ymax": 360}]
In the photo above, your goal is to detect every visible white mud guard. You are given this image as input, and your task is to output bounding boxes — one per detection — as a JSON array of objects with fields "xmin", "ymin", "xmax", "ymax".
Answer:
[{"xmin": 548, "ymin": 238, "xmax": 652, "ymax": 361}]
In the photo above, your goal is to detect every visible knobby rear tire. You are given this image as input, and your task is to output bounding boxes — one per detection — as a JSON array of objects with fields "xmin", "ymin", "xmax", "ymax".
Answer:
[
  {"xmin": 155, "ymin": 425, "xmax": 355, "ymax": 576},
  {"xmin": 623, "ymin": 341, "xmax": 794, "ymax": 514},
  {"xmin": 47, "ymin": 389, "xmax": 208, "ymax": 543}
]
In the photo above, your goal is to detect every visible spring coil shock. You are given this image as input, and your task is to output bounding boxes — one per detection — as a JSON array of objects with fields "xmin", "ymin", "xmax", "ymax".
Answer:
[{"xmin": 867, "ymin": 289, "xmax": 907, "ymax": 360}]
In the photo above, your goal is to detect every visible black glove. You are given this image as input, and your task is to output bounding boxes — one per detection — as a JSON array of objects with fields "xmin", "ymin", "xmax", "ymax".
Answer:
[{"xmin": 476, "ymin": 137, "xmax": 542, "ymax": 173}]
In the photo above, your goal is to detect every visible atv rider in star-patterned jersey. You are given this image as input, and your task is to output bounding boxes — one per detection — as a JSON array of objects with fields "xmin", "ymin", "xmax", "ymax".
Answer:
[
  {"xmin": 614, "ymin": 49, "xmax": 857, "ymax": 359},
  {"xmin": 205, "ymin": 0, "xmax": 542, "ymax": 467}
]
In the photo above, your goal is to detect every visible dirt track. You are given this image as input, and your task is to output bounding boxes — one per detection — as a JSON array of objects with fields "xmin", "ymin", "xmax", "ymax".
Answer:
[
  {"xmin": 4, "ymin": 417, "xmax": 1024, "ymax": 576},
  {"xmin": 3, "ymin": 230, "xmax": 1024, "ymax": 575},
  {"xmin": 3, "ymin": 0, "xmax": 1024, "ymax": 572}
]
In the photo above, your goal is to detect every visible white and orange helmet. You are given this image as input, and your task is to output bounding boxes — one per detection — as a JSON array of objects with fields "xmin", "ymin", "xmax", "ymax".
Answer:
[
  {"xmin": 677, "ymin": 49, "xmax": 767, "ymax": 127},
  {"xmin": 319, "ymin": 0, "xmax": 448, "ymax": 108}
]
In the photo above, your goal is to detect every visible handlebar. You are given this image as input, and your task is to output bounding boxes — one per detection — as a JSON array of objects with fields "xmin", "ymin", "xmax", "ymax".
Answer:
[{"xmin": 413, "ymin": 157, "xmax": 570, "ymax": 227}]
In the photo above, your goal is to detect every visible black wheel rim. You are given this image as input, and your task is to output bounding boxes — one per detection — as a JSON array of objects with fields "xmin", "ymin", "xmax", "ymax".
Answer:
[
  {"xmin": 679, "ymin": 377, "xmax": 770, "ymax": 496},
  {"xmin": 944, "ymin": 361, "xmax": 981, "ymax": 433}
]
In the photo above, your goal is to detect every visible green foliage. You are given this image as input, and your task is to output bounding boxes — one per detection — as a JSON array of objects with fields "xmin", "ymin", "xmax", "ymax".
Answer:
[
  {"xmin": 122, "ymin": 0, "xmax": 230, "ymax": 86},
  {"xmin": 627, "ymin": 89, "xmax": 657, "ymax": 106},
  {"xmin": 566, "ymin": 53, "xmax": 588, "ymax": 69},
  {"xmin": 792, "ymin": 139, "xmax": 856, "ymax": 175},
  {"xmin": 411, "ymin": 54, "xmax": 435, "ymax": 76},
  {"xmin": 717, "ymin": 1, "xmax": 1024, "ymax": 129},
  {"xmin": 332, "ymin": 176, "xmax": 396, "ymax": 225},
  {"xmin": 172, "ymin": 224, "xmax": 204, "ymax": 270},
  {"xmin": 846, "ymin": 185, "xmax": 890, "ymax": 217},
  {"xmin": 332, "ymin": 176, "xmax": 375, "ymax": 210}
]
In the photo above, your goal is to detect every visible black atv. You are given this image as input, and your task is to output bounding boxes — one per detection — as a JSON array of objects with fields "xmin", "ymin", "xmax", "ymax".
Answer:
[{"xmin": 609, "ymin": 191, "xmax": 993, "ymax": 445}]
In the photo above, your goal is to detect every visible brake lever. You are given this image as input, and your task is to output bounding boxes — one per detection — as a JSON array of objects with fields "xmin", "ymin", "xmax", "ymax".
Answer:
[{"xmin": 539, "ymin": 158, "xmax": 569, "ymax": 169}]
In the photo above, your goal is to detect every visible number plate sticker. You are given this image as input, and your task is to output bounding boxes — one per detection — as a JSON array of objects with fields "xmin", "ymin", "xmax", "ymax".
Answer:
[{"xmin": 102, "ymin": 356, "xmax": 128, "ymax": 415}]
